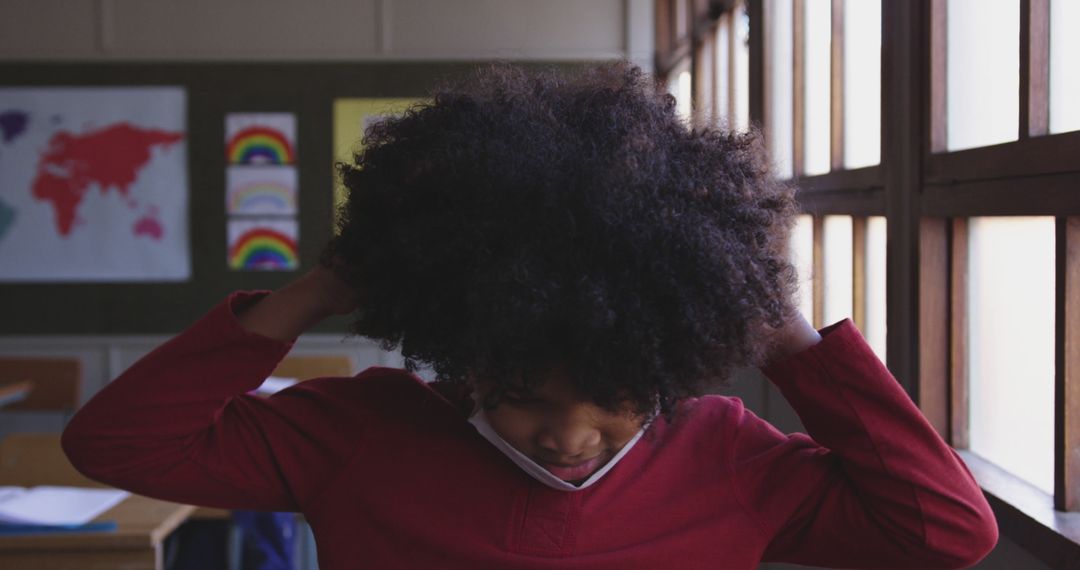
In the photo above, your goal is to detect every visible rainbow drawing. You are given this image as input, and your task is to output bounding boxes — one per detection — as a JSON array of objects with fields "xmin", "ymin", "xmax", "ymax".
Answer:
[
  {"xmin": 229, "ymin": 183, "xmax": 294, "ymax": 212},
  {"xmin": 226, "ymin": 126, "xmax": 295, "ymax": 164},
  {"xmin": 226, "ymin": 166, "xmax": 298, "ymax": 215},
  {"xmin": 228, "ymin": 220, "xmax": 299, "ymax": 271},
  {"xmin": 225, "ymin": 113, "xmax": 297, "ymax": 165}
]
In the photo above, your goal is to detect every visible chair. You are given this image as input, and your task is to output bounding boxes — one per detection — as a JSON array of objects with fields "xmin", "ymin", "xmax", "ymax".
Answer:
[
  {"xmin": 0, "ymin": 357, "xmax": 82, "ymax": 414},
  {"xmin": 0, "ymin": 432, "xmax": 102, "ymax": 487},
  {"xmin": 0, "ymin": 381, "xmax": 32, "ymax": 409},
  {"xmin": 270, "ymin": 355, "xmax": 354, "ymax": 381}
]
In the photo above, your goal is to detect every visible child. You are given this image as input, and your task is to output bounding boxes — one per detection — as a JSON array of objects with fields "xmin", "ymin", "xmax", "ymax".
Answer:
[{"xmin": 62, "ymin": 62, "xmax": 996, "ymax": 569}]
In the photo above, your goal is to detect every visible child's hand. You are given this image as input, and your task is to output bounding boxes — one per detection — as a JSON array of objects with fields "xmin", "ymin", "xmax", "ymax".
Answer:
[
  {"xmin": 304, "ymin": 263, "xmax": 361, "ymax": 316},
  {"xmin": 235, "ymin": 263, "xmax": 361, "ymax": 340}
]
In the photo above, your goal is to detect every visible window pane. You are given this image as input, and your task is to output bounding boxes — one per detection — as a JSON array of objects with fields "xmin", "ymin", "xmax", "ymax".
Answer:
[
  {"xmin": 823, "ymin": 215, "xmax": 853, "ymax": 325},
  {"xmin": 768, "ymin": 0, "xmax": 794, "ymax": 178},
  {"xmin": 864, "ymin": 216, "xmax": 887, "ymax": 359},
  {"xmin": 734, "ymin": 1, "xmax": 751, "ymax": 132},
  {"xmin": 843, "ymin": 0, "xmax": 881, "ymax": 168},
  {"xmin": 669, "ymin": 67, "xmax": 693, "ymax": 124},
  {"xmin": 803, "ymin": 0, "xmax": 831, "ymax": 175},
  {"xmin": 695, "ymin": 34, "xmax": 715, "ymax": 125},
  {"xmin": 967, "ymin": 216, "xmax": 1054, "ymax": 494},
  {"xmin": 716, "ymin": 14, "xmax": 731, "ymax": 127},
  {"xmin": 946, "ymin": 0, "xmax": 1019, "ymax": 151},
  {"xmin": 790, "ymin": 215, "xmax": 814, "ymax": 321},
  {"xmin": 1050, "ymin": 0, "xmax": 1080, "ymax": 133}
]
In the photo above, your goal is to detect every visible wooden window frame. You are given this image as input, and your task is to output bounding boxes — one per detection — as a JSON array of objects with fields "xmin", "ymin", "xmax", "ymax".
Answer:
[
  {"xmin": 912, "ymin": 0, "xmax": 1080, "ymax": 565},
  {"xmin": 668, "ymin": 0, "xmax": 749, "ymax": 131},
  {"xmin": 791, "ymin": 0, "xmax": 886, "ymax": 212},
  {"xmin": 663, "ymin": 0, "xmax": 1080, "ymax": 564},
  {"xmin": 693, "ymin": 23, "xmax": 717, "ymax": 128}
]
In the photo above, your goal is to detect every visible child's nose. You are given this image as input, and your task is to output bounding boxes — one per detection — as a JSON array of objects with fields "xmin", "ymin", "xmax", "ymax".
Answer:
[{"xmin": 536, "ymin": 419, "xmax": 602, "ymax": 458}]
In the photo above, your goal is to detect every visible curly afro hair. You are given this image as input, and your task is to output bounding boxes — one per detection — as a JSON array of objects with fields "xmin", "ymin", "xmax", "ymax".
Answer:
[{"xmin": 326, "ymin": 61, "xmax": 798, "ymax": 418}]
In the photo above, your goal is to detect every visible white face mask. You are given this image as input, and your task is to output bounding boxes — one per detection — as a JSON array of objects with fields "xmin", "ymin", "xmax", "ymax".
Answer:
[{"xmin": 467, "ymin": 399, "xmax": 646, "ymax": 492}]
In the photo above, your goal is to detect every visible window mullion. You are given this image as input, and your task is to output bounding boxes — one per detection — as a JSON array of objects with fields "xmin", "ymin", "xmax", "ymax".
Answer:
[
  {"xmin": 950, "ymin": 218, "xmax": 969, "ymax": 449},
  {"xmin": 830, "ymin": 0, "xmax": 845, "ymax": 170},
  {"xmin": 1021, "ymin": 0, "xmax": 1050, "ymax": 138},
  {"xmin": 1055, "ymin": 216, "xmax": 1080, "ymax": 510},
  {"xmin": 792, "ymin": 0, "xmax": 806, "ymax": 177},
  {"xmin": 929, "ymin": 0, "xmax": 947, "ymax": 153},
  {"xmin": 918, "ymin": 217, "xmax": 950, "ymax": 439},
  {"xmin": 812, "ymin": 215, "xmax": 825, "ymax": 328},
  {"xmin": 852, "ymin": 215, "xmax": 867, "ymax": 332}
]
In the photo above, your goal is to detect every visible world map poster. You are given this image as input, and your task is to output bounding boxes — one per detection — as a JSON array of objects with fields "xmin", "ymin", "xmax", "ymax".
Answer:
[{"xmin": 0, "ymin": 87, "xmax": 189, "ymax": 282}]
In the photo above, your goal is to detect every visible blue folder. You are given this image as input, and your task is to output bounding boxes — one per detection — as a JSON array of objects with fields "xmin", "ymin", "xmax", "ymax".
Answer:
[{"xmin": 0, "ymin": 520, "xmax": 118, "ymax": 535}]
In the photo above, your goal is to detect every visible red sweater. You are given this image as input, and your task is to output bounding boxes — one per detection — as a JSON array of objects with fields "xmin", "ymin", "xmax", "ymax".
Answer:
[{"xmin": 62, "ymin": 292, "xmax": 997, "ymax": 569}]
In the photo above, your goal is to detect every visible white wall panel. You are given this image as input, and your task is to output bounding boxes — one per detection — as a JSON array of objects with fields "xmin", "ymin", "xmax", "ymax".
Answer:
[
  {"xmin": 0, "ymin": 0, "xmax": 100, "ymax": 58},
  {"xmin": 389, "ymin": 0, "xmax": 624, "ymax": 59},
  {"xmin": 106, "ymin": 0, "xmax": 380, "ymax": 59},
  {"xmin": 0, "ymin": 0, "xmax": 647, "ymax": 64}
]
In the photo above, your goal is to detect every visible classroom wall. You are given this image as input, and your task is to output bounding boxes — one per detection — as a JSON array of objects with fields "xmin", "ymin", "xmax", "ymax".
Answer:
[
  {"xmin": 0, "ymin": 0, "xmax": 654, "ymax": 70},
  {"xmin": 0, "ymin": 0, "xmax": 652, "ymax": 430}
]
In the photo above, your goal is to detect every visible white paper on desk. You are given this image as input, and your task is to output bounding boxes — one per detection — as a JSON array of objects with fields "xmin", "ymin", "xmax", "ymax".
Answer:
[
  {"xmin": 0, "ymin": 486, "xmax": 129, "ymax": 525},
  {"xmin": 0, "ymin": 487, "xmax": 23, "ymax": 503},
  {"xmin": 255, "ymin": 376, "xmax": 299, "ymax": 396}
]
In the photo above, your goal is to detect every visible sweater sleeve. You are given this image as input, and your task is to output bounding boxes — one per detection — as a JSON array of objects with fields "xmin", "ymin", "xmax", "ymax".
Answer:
[
  {"xmin": 731, "ymin": 319, "xmax": 997, "ymax": 569},
  {"xmin": 61, "ymin": 291, "xmax": 365, "ymax": 512}
]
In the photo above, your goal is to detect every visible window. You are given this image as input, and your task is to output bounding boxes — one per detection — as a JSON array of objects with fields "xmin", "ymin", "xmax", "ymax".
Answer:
[
  {"xmin": 669, "ymin": 64, "xmax": 693, "ymax": 123},
  {"xmin": 763, "ymin": 0, "xmax": 886, "ymax": 348},
  {"xmin": 1049, "ymin": 0, "xmax": 1080, "ymax": 134},
  {"xmin": 663, "ymin": 0, "xmax": 887, "ymax": 355},
  {"xmin": 965, "ymin": 217, "xmax": 1056, "ymax": 494},
  {"xmin": 767, "ymin": 0, "xmax": 794, "ymax": 177},
  {"xmin": 790, "ymin": 214, "xmax": 814, "ymax": 321},
  {"xmin": 732, "ymin": 3, "xmax": 751, "ymax": 131},
  {"xmin": 714, "ymin": 12, "xmax": 731, "ymax": 126},
  {"xmin": 928, "ymin": 0, "xmax": 1080, "ymax": 560},
  {"xmin": 843, "ymin": 0, "xmax": 881, "ymax": 168},
  {"xmin": 863, "ymin": 216, "xmax": 887, "ymax": 358},
  {"xmin": 822, "ymin": 215, "xmax": 853, "ymax": 325},
  {"xmin": 658, "ymin": 0, "xmax": 1080, "ymax": 562},
  {"xmin": 944, "ymin": 0, "xmax": 1020, "ymax": 151},
  {"xmin": 802, "ymin": 0, "xmax": 831, "ymax": 175},
  {"xmin": 786, "ymin": 213, "xmax": 886, "ymax": 360}
]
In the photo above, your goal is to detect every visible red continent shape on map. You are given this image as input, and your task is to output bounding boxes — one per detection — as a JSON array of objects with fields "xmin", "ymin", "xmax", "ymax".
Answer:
[
  {"xmin": 133, "ymin": 214, "xmax": 164, "ymax": 241},
  {"xmin": 31, "ymin": 123, "xmax": 185, "ymax": 236}
]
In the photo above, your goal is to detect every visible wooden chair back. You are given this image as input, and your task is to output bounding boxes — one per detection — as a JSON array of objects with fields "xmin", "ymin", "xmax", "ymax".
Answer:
[
  {"xmin": 0, "ymin": 357, "xmax": 82, "ymax": 412},
  {"xmin": 0, "ymin": 432, "xmax": 102, "ymax": 487},
  {"xmin": 271, "ymin": 355, "xmax": 354, "ymax": 381}
]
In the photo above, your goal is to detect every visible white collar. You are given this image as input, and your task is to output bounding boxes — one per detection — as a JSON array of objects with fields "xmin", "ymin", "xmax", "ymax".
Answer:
[{"xmin": 467, "ymin": 402, "xmax": 646, "ymax": 492}]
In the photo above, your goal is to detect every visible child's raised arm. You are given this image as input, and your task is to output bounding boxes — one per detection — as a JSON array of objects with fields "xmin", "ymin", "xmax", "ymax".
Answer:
[
  {"xmin": 61, "ymin": 266, "xmax": 368, "ymax": 512},
  {"xmin": 732, "ymin": 317, "xmax": 997, "ymax": 568},
  {"xmin": 235, "ymin": 264, "xmax": 359, "ymax": 340}
]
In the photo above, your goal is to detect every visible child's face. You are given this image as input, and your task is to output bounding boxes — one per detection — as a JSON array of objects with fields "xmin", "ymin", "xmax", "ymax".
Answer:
[{"xmin": 475, "ymin": 368, "xmax": 645, "ymax": 484}]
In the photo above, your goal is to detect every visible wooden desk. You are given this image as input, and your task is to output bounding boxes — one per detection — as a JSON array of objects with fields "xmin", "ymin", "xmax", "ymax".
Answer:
[
  {"xmin": 0, "ymin": 433, "xmax": 197, "ymax": 570},
  {"xmin": 0, "ymin": 496, "xmax": 195, "ymax": 570}
]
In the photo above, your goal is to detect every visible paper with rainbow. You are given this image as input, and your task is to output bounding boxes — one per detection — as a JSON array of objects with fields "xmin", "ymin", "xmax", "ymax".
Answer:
[
  {"xmin": 226, "ymin": 166, "xmax": 297, "ymax": 216},
  {"xmin": 225, "ymin": 113, "xmax": 296, "ymax": 165},
  {"xmin": 225, "ymin": 113, "xmax": 299, "ymax": 272},
  {"xmin": 227, "ymin": 218, "xmax": 298, "ymax": 271}
]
